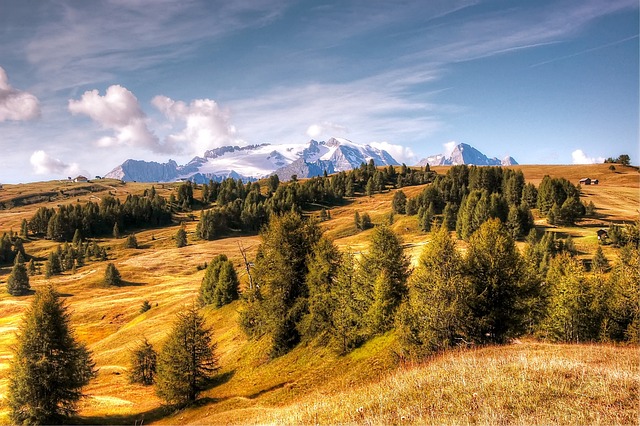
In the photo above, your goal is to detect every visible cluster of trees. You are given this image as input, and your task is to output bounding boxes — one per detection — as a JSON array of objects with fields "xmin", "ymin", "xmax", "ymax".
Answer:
[
  {"xmin": 199, "ymin": 254, "xmax": 239, "ymax": 307},
  {"xmin": 43, "ymin": 238, "xmax": 108, "ymax": 278},
  {"xmin": 537, "ymin": 175, "xmax": 584, "ymax": 225},
  {"xmin": 7, "ymin": 285, "xmax": 220, "ymax": 423},
  {"xmin": 239, "ymin": 211, "xmax": 639, "ymax": 360},
  {"xmin": 196, "ymin": 161, "xmax": 435, "ymax": 241},
  {"xmin": 604, "ymin": 154, "xmax": 631, "ymax": 166},
  {"xmin": 0, "ymin": 231, "xmax": 26, "ymax": 265},
  {"xmin": 399, "ymin": 166, "xmax": 536, "ymax": 238},
  {"xmin": 28, "ymin": 192, "xmax": 172, "ymax": 242},
  {"xmin": 239, "ymin": 212, "xmax": 412, "ymax": 356}
]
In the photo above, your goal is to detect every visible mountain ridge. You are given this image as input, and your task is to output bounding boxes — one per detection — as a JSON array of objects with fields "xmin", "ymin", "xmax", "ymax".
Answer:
[
  {"xmin": 104, "ymin": 138, "xmax": 398, "ymax": 182},
  {"xmin": 417, "ymin": 143, "xmax": 518, "ymax": 167}
]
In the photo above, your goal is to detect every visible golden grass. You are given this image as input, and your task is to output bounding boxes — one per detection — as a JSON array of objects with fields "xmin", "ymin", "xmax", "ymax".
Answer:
[{"xmin": 0, "ymin": 165, "xmax": 638, "ymax": 424}]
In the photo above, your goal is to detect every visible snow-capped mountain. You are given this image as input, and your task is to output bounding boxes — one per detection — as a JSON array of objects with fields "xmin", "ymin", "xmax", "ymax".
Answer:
[
  {"xmin": 104, "ymin": 138, "xmax": 399, "ymax": 182},
  {"xmin": 417, "ymin": 143, "xmax": 518, "ymax": 167}
]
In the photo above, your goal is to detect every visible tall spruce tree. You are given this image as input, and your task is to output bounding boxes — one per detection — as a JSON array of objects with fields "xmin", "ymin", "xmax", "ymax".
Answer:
[
  {"xmin": 104, "ymin": 262, "xmax": 122, "ymax": 286},
  {"xmin": 7, "ymin": 252, "xmax": 30, "ymax": 296},
  {"xmin": 465, "ymin": 218, "xmax": 527, "ymax": 343},
  {"xmin": 155, "ymin": 306, "xmax": 219, "ymax": 406},
  {"xmin": 361, "ymin": 225, "xmax": 410, "ymax": 334},
  {"xmin": 8, "ymin": 285, "xmax": 96, "ymax": 424},
  {"xmin": 398, "ymin": 226, "xmax": 470, "ymax": 357}
]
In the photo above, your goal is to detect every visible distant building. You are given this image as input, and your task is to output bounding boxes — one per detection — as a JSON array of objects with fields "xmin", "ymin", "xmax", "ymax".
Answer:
[
  {"xmin": 579, "ymin": 178, "xmax": 599, "ymax": 185},
  {"xmin": 597, "ymin": 229, "xmax": 608, "ymax": 241},
  {"xmin": 74, "ymin": 175, "xmax": 89, "ymax": 183}
]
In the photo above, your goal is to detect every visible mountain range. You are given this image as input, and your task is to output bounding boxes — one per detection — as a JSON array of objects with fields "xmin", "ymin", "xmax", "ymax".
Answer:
[
  {"xmin": 105, "ymin": 138, "xmax": 398, "ymax": 182},
  {"xmin": 417, "ymin": 143, "xmax": 517, "ymax": 167},
  {"xmin": 104, "ymin": 139, "xmax": 518, "ymax": 183}
]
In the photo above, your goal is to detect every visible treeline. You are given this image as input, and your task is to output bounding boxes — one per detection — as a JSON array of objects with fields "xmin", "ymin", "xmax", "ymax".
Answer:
[
  {"xmin": 196, "ymin": 161, "xmax": 435, "ymax": 240},
  {"xmin": 28, "ymin": 193, "xmax": 172, "ymax": 242},
  {"xmin": 238, "ymin": 212, "xmax": 639, "ymax": 360}
]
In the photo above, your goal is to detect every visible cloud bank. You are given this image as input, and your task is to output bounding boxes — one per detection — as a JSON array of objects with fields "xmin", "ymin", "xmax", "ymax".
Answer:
[
  {"xmin": 30, "ymin": 150, "xmax": 83, "ymax": 176},
  {"xmin": 0, "ymin": 67, "xmax": 40, "ymax": 122},
  {"xmin": 572, "ymin": 149, "xmax": 604, "ymax": 164},
  {"xmin": 152, "ymin": 95, "xmax": 242, "ymax": 155},
  {"xmin": 370, "ymin": 141, "xmax": 417, "ymax": 165},
  {"xmin": 68, "ymin": 85, "xmax": 172, "ymax": 153}
]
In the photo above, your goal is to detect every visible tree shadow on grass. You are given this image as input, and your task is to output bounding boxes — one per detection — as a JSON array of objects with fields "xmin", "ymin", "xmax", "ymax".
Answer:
[{"xmin": 73, "ymin": 405, "xmax": 172, "ymax": 425}]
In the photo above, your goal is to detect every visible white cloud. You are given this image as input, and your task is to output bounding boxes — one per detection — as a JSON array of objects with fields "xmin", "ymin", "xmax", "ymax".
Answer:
[
  {"xmin": 30, "ymin": 150, "xmax": 83, "ymax": 176},
  {"xmin": 0, "ymin": 67, "xmax": 40, "ymax": 122},
  {"xmin": 370, "ymin": 141, "xmax": 417, "ymax": 165},
  {"xmin": 443, "ymin": 141, "xmax": 457, "ymax": 157},
  {"xmin": 68, "ymin": 85, "xmax": 173, "ymax": 153},
  {"xmin": 306, "ymin": 122, "xmax": 349, "ymax": 139},
  {"xmin": 152, "ymin": 95, "xmax": 242, "ymax": 155},
  {"xmin": 572, "ymin": 149, "xmax": 604, "ymax": 164}
]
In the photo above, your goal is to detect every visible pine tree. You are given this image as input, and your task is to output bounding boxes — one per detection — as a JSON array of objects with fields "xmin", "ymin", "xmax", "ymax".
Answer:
[
  {"xmin": 129, "ymin": 338, "xmax": 157, "ymax": 385},
  {"xmin": 27, "ymin": 258, "xmax": 37, "ymax": 276},
  {"xmin": 361, "ymin": 225, "xmax": 410, "ymax": 334},
  {"xmin": 392, "ymin": 190, "xmax": 407, "ymax": 214},
  {"xmin": 113, "ymin": 222, "xmax": 121, "ymax": 239},
  {"xmin": 155, "ymin": 306, "xmax": 219, "ymax": 406},
  {"xmin": 7, "ymin": 252, "xmax": 30, "ymax": 296},
  {"xmin": 592, "ymin": 246, "xmax": 609, "ymax": 273},
  {"xmin": 72, "ymin": 229, "xmax": 82, "ymax": 247},
  {"xmin": 199, "ymin": 254, "xmax": 239, "ymax": 308},
  {"xmin": 397, "ymin": 226, "xmax": 470, "ymax": 357},
  {"xmin": 175, "ymin": 225, "xmax": 187, "ymax": 248},
  {"xmin": 8, "ymin": 285, "xmax": 96, "ymax": 424},
  {"xmin": 20, "ymin": 218, "xmax": 29, "ymax": 238},
  {"xmin": 465, "ymin": 218, "xmax": 526, "ymax": 343},
  {"xmin": 104, "ymin": 262, "xmax": 122, "ymax": 286},
  {"xmin": 354, "ymin": 211, "xmax": 361, "ymax": 231},
  {"xmin": 124, "ymin": 233, "xmax": 138, "ymax": 249}
]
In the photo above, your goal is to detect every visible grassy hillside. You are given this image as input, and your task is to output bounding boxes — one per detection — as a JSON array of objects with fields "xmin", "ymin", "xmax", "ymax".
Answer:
[{"xmin": 0, "ymin": 164, "xmax": 638, "ymax": 424}]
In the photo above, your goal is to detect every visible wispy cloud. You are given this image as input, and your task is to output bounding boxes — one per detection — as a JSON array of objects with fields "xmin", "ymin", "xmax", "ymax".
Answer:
[{"xmin": 0, "ymin": 66, "xmax": 40, "ymax": 122}]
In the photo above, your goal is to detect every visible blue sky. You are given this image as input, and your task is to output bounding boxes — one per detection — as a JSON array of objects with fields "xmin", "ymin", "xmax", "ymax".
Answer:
[{"xmin": 0, "ymin": 0, "xmax": 637, "ymax": 183}]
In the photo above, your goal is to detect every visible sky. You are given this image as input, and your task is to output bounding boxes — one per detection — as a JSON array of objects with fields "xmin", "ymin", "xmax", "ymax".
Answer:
[{"xmin": 0, "ymin": 0, "xmax": 638, "ymax": 183}]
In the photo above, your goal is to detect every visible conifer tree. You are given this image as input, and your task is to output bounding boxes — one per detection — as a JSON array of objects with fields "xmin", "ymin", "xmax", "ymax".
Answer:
[
  {"xmin": 7, "ymin": 252, "xmax": 30, "ymax": 296},
  {"xmin": 72, "ymin": 229, "xmax": 82, "ymax": 247},
  {"xmin": 175, "ymin": 225, "xmax": 187, "ymax": 248},
  {"xmin": 27, "ymin": 258, "xmax": 37, "ymax": 276},
  {"xmin": 592, "ymin": 246, "xmax": 609, "ymax": 274},
  {"xmin": 8, "ymin": 285, "xmax": 96, "ymax": 424},
  {"xmin": 124, "ymin": 233, "xmax": 138, "ymax": 249},
  {"xmin": 129, "ymin": 338, "xmax": 157, "ymax": 385},
  {"xmin": 398, "ymin": 226, "xmax": 470, "ymax": 356},
  {"xmin": 361, "ymin": 225, "xmax": 410, "ymax": 334},
  {"xmin": 20, "ymin": 218, "xmax": 28, "ymax": 238},
  {"xmin": 113, "ymin": 222, "xmax": 121, "ymax": 238},
  {"xmin": 465, "ymin": 218, "xmax": 526, "ymax": 343},
  {"xmin": 104, "ymin": 262, "xmax": 122, "ymax": 286},
  {"xmin": 199, "ymin": 254, "xmax": 239, "ymax": 308},
  {"xmin": 155, "ymin": 306, "xmax": 219, "ymax": 406}
]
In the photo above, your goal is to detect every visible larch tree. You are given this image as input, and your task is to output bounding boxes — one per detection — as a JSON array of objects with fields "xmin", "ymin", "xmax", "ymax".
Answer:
[
  {"xmin": 7, "ymin": 252, "xmax": 30, "ymax": 296},
  {"xmin": 155, "ymin": 306, "xmax": 219, "ymax": 406},
  {"xmin": 129, "ymin": 338, "xmax": 157, "ymax": 386},
  {"xmin": 8, "ymin": 285, "xmax": 96, "ymax": 424}
]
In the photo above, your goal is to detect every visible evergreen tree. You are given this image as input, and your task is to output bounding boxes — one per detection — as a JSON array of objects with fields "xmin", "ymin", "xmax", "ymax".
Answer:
[
  {"xmin": 300, "ymin": 237, "xmax": 341, "ymax": 340},
  {"xmin": 155, "ymin": 306, "xmax": 219, "ymax": 406},
  {"xmin": 592, "ymin": 246, "xmax": 609, "ymax": 274},
  {"xmin": 72, "ymin": 229, "xmax": 82, "ymax": 247},
  {"xmin": 175, "ymin": 225, "xmax": 187, "ymax": 248},
  {"xmin": 113, "ymin": 222, "xmax": 121, "ymax": 238},
  {"xmin": 243, "ymin": 212, "xmax": 321, "ymax": 357},
  {"xmin": 20, "ymin": 218, "xmax": 29, "ymax": 238},
  {"xmin": 465, "ymin": 218, "xmax": 526, "ymax": 343},
  {"xmin": 392, "ymin": 190, "xmax": 407, "ymax": 214},
  {"xmin": 124, "ymin": 233, "xmax": 138, "ymax": 249},
  {"xmin": 129, "ymin": 338, "xmax": 157, "ymax": 386},
  {"xmin": 361, "ymin": 225, "xmax": 410, "ymax": 334},
  {"xmin": 104, "ymin": 262, "xmax": 122, "ymax": 286},
  {"xmin": 7, "ymin": 252, "xmax": 30, "ymax": 296},
  {"xmin": 8, "ymin": 285, "xmax": 96, "ymax": 424},
  {"xmin": 398, "ymin": 226, "xmax": 470, "ymax": 357},
  {"xmin": 354, "ymin": 211, "xmax": 361, "ymax": 231},
  {"xmin": 199, "ymin": 254, "xmax": 239, "ymax": 308},
  {"xmin": 27, "ymin": 258, "xmax": 37, "ymax": 276}
]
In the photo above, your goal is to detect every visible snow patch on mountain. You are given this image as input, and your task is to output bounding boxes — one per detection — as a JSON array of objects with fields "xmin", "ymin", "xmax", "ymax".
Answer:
[{"xmin": 417, "ymin": 143, "xmax": 518, "ymax": 167}]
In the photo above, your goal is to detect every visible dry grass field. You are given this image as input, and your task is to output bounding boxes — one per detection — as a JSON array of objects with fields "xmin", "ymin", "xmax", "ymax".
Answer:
[{"xmin": 0, "ymin": 164, "xmax": 638, "ymax": 424}]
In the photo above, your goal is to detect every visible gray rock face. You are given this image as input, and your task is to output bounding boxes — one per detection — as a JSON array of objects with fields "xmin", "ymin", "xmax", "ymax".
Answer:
[
  {"xmin": 104, "ymin": 159, "xmax": 179, "ymax": 182},
  {"xmin": 417, "ymin": 143, "xmax": 518, "ymax": 167}
]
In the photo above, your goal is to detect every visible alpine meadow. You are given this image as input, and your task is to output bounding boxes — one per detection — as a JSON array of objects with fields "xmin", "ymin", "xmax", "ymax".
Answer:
[{"xmin": 0, "ymin": 162, "xmax": 638, "ymax": 425}]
